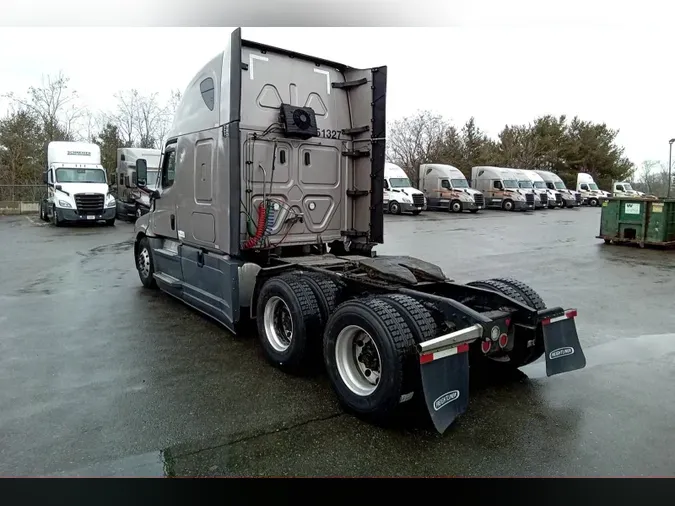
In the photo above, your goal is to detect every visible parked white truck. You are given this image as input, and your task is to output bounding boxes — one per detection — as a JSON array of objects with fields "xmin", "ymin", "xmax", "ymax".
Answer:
[
  {"xmin": 383, "ymin": 162, "xmax": 425, "ymax": 215},
  {"xmin": 418, "ymin": 163, "xmax": 484, "ymax": 213},
  {"xmin": 471, "ymin": 166, "xmax": 535, "ymax": 211},
  {"xmin": 510, "ymin": 168, "xmax": 546, "ymax": 209},
  {"xmin": 576, "ymin": 173, "xmax": 610, "ymax": 206},
  {"xmin": 519, "ymin": 170, "xmax": 561, "ymax": 208},
  {"xmin": 114, "ymin": 147, "xmax": 163, "ymax": 221},
  {"xmin": 612, "ymin": 181, "xmax": 645, "ymax": 197},
  {"xmin": 39, "ymin": 141, "xmax": 116, "ymax": 226},
  {"xmin": 534, "ymin": 170, "xmax": 581, "ymax": 207},
  {"xmin": 131, "ymin": 28, "xmax": 586, "ymax": 434}
]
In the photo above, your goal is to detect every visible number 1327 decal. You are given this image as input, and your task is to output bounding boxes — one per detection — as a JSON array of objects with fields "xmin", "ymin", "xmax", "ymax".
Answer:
[{"xmin": 317, "ymin": 129, "xmax": 341, "ymax": 139}]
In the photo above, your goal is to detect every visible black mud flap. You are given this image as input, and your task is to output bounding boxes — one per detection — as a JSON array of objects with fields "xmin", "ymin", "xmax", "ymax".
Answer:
[
  {"xmin": 541, "ymin": 309, "xmax": 586, "ymax": 376},
  {"xmin": 419, "ymin": 343, "xmax": 470, "ymax": 434}
]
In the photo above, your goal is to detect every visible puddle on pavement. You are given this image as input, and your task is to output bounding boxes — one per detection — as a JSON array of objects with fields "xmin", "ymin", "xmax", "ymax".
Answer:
[{"xmin": 522, "ymin": 332, "xmax": 675, "ymax": 379}]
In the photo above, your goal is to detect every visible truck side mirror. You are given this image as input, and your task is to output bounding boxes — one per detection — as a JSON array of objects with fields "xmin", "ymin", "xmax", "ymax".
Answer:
[
  {"xmin": 43, "ymin": 171, "xmax": 48, "ymax": 184},
  {"xmin": 136, "ymin": 158, "xmax": 148, "ymax": 186}
]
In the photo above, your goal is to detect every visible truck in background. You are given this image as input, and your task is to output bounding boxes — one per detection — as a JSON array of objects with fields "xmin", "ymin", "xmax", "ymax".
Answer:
[
  {"xmin": 534, "ymin": 170, "xmax": 581, "ymax": 207},
  {"xmin": 418, "ymin": 163, "xmax": 484, "ymax": 213},
  {"xmin": 470, "ymin": 166, "xmax": 534, "ymax": 211},
  {"xmin": 576, "ymin": 173, "xmax": 610, "ymax": 206},
  {"xmin": 131, "ymin": 28, "xmax": 586, "ymax": 434},
  {"xmin": 612, "ymin": 181, "xmax": 647, "ymax": 198},
  {"xmin": 519, "ymin": 169, "xmax": 561, "ymax": 208},
  {"xmin": 38, "ymin": 141, "xmax": 116, "ymax": 226},
  {"xmin": 510, "ymin": 168, "xmax": 545, "ymax": 209},
  {"xmin": 114, "ymin": 148, "xmax": 163, "ymax": 221},
  {"xmin": 383, "ymin": 162, "xmax": 425, "ymax": 215}
]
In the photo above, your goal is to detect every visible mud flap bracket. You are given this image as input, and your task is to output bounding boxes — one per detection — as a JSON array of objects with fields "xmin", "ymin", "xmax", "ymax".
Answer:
[{"xmin": 418, "ymin": 324, "xmax": 483, "ymax": 434}]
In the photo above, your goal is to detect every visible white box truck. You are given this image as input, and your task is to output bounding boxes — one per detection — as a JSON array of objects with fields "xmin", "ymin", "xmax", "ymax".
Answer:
[
  {"xmin": 383, "ymin": 162, "xmax": 425, "ymax": 215},
  {"xmin": 38, "ymin": 141, "xmax": 116, "ymax": 226},
  {"xmin": 576, "ymin": 172, "xmax": 610, "ymax": 206},
  {"xmin": 418, "ymin": 163, "xmax": 484, "ymax": 213},
  {"xmin": 534, "ymin": 170, "xmax": 581, "ymax": 207},
  {"xmin": 471, "ymin": 166, "xmax": 534, "ymax": 211}
]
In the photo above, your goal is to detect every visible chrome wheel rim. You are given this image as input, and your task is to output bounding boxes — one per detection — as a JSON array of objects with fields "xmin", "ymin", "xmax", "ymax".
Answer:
[
  {"xmin": 335, "ymin": 325, "xmax": 382, "ymax": 396},
  {"xmin": 138, "ymin": 247, "xmax": 151, "ymax": 279},
  {"xmin": 263, "ymin": 296, "xmax": 293, "ymax": 352}
]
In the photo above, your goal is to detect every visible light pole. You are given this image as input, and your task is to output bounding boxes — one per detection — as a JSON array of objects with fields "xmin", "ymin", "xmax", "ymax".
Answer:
[{"xmin": 669, "ymin": 138, "xmax": 675, "ymax": 198}]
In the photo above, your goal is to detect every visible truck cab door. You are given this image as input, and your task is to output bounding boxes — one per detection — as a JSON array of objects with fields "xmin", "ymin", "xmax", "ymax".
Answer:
[
  {"xmin": 383, "ymin": 179, "xmax": 390, "ymax": 206},
  {"xmin": 152, "ymin": 142, "xmax": 179, "ymax": 240}
]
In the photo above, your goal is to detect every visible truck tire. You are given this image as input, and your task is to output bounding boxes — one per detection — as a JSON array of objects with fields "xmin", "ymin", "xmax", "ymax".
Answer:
[
  {"xmin": 411, "ymin": 210, "xmax": 421, "ymax": 216},
  {"xmin": 466, "ymin": 279, "xmax": 544, "ymax": 367},
  {"xmin": 106, "ymin": 218, "xmax": 116, "ymax": 226},
  {"xmin": 389, "ymin": 201, "xmax": 401, "ymax": 215},
  {"xmin": 502, "ymin": 199, "xmax": 514, "ymax": 211},
  {"xmin": 136, "ymin": 237, "xmax": 157, "ymax": 289},
  {"xmin": 489, "ymin": 277, "xmax": 547, "ymax": 311},
  {"xmin": 450, "ymin": 200, "xmax": 463, "ymax": 213},
  {"xmin": 51, "ymin": 205, "xmax": 63, "ymax": 227},
  {"xmin": 292, "ymin": 271, "xmax": 344, "ymax": 326},
  {"xmin": 39, "ymin": 201, "xmax": 49, "ymax": 222},
  {"xmin": 469, "ymin": 209, "xmax": 479, "ymax": 213},
  {"xmin": 588, "ymin": 197, "xmax": 599, "ymax": 207},
  {"xmin": 256, "ymin": 274, "xmax": 323, "ymax": 373},
  {"xmin": 323, "ymin": 297, "xmax": 418, "ymax": 421},
  {"xmin": 380, "ymin": 294, "xmax": 438, "ymax": 344}
]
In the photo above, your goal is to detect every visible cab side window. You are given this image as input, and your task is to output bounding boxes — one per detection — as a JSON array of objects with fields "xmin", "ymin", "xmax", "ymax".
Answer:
[
  {"xmin": 493, "ymin": 181, "xmax": 503, "ymax": 190},
  {"xmin": 162, "ymin": 149, "xmax": 177, "ymax": 188},
  {"xmin": 441, "ymin": 179, "xmax": 451, "ymax": 189},
  {"xmin": 581, "ymin": 184, "xmax": 589, "ymax": 190},
  {"xmin": 383, "ymin": 179, "xmax": 390, "ymax": 190}
]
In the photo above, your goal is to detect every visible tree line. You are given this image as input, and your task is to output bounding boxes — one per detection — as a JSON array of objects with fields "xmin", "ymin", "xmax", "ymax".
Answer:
[
  {"xmin": 387, "ymin": 110, "xmax": 639, "ymax": 192},
  {"xmin": 0, "ymin": 72, "xmax": 657, "ymax": 195},
  {"xmin": 0, "ymin": 72, "xmax": 181, "ymax": 188}
]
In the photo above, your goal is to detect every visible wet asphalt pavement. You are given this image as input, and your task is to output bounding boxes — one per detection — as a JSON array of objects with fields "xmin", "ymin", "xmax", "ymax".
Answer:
[{"xmin": 1, "ymin": 207, "xmax": 675, "ymax": 477}]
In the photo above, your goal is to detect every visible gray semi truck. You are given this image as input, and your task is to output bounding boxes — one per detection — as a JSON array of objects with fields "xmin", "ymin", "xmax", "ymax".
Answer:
[
  {"xmin": 131, "ymin": 28, "xmax": 586, "ymax": 434},
  {"xmin": 114, "ymin": 147, "xmax": 162, "ymax": 221}
]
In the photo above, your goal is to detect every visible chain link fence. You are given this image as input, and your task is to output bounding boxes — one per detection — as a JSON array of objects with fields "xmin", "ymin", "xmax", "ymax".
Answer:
[{"xmin": 0, "ymin": 185, "xmax": 46, "ymax": 202}]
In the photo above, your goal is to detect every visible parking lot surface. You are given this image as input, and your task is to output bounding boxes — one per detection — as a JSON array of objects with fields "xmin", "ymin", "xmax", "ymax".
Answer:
[{"xmin": 1, "ymin": 208, "xmax": 675, "ymax": 477}]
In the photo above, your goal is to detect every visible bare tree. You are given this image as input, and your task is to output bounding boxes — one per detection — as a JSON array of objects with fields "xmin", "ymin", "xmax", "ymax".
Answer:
[
  {"xmin": 2, "ymin": 71, "xmax": 82, "ymax": 142},
  {"xmin": 387, "ymin": 110, "xmax": 449, "ymax": 185},
  {"xmin": 112, "ymin": 89, "xmax": 140, "ymax": 147}
]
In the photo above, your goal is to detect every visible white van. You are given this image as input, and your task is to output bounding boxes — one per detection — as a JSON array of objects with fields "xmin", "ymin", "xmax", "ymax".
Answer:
[
  {"xmin": 383, "ymin": 162, "xmax": 425, "ymax": 215},
  {"xmin": 470, "ymin": 166, "xmax": 534, "ymax": 211},
  {"xmin": 576, "ymin": 173, "xmax": 610, "ymax": 206},
  {"xmin": 418, "ymin": 163, "xmax": 484, "ymax": 212},
  {"xmin": 520, "ymin": 170, "xmax": 562, "ymax": 208},
  {"xmin": 534, "ymin": 170, "xmax": 581, "ymax": 207},
  {"xmin": 39, "ymin": 141, "xmax": 116, "ymax": 226}
]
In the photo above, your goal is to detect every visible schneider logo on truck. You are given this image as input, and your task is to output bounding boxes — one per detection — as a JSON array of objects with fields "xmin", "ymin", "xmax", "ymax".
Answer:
[{"xmin": 130, "ymin": 27, "xmax": 588, "ymax": 435}]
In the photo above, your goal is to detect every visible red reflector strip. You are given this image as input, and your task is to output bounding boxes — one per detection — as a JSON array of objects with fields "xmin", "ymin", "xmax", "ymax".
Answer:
[
  {"xmin": 419, "ymin": 343, "xmax": 470, "ymax": 364},
  {"xmin": 542, "ymin": 308, "xmax": 578, "ymax": 326}
]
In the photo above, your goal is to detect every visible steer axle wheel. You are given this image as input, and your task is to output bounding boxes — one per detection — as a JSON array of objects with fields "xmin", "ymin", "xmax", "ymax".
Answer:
[{"xmin": 136, "ymin": 237, "xmax": 157, "ymax": 289}]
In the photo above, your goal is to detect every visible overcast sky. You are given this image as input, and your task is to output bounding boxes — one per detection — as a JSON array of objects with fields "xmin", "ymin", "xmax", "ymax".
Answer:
[{"xmin": 1, "ymin": 15, "xmax": 673, "ymax": 165}]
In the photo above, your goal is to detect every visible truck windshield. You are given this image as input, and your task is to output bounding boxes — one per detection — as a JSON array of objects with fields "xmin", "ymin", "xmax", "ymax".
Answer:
[
  {"xmin": 389, "ymin": 177, "xmax": 412, "ymax": 188},
  {"xmin": 56, "ymin": 168, "xmax": 106, "ymax": 183},
  {"xmin": 588, "ymin": 183, "xmax": 599, "ymax": 191},
  {"xmin": 533, "ymin": 181, "xmax": 547, "ymax": 189},
  {"xmin": 554, "ymin": 182, "xmax": 566, "ymax": 190},
  {"xmin": 503, "ymin": 180, "xmax": 519, "ymax": 189},
  {"xmin": 623, "ymin": 183, "xmax": 633, "ymax": 191},
  {"xmin": 518, "ymin": 180, "xmax": 534, "ymax": 189},
  {"xmin": 451, "ymin": 179, "xmax": 469, "ymax": 188}
]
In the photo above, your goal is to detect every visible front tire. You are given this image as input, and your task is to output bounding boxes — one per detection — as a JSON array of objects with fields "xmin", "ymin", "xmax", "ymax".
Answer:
[
  {"xmin": 589, "ymin": 197, "xmax": 599, "ymax": 207},
  {"xmin": 51, "ymin": 205, "xmax": 63, "ymax": 227},
  {"xmin": 411, "ymin": 210, "xmax": 421, "ymax": 216},
  {"xmin": 136, "ymin": 237, "xmax": 157, "ymax": 289},
  {"xmin": 389, "ymin": 201, "xmax": 401, "ymax": 215},
  {"xmin": 450, "ymin": 200, "xmax": 463, "ymax": 213},
  {"xmin": 502, "ymin": 199, "xmax": 514, "ymax": 211},
  {"xmin": 256, "ymin": 274, "xmax": 323, "ymax": 373},
  {"xmin": 323, "ymin": 297, "xmax": 418, "ymax": 421},
  {"xmin": 106, "ymin": 218, "xmax": 115, "ymax": 226},
  {"xmin": 469, "ymin": 209, "xmax": 479, "ymax": 214}
]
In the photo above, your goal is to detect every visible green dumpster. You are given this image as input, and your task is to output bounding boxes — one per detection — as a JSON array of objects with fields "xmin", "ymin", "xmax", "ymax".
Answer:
[{"xmin": 597, "ymin": 197, "xmax": 675, "ymax": 247}]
